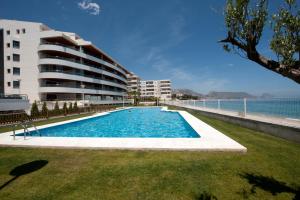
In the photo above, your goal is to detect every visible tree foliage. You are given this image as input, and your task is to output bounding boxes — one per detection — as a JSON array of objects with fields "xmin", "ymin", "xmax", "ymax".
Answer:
[
  {"xmin": 41, "ymin": 102, "xmax": 49, "ymax": 118},
  {"xmin": 30, "ymin": 101, "xmax": 39, "ymax": 118},
  {"xmin": 73, "ymin": 102, "xmax": 79, "ymax": 113},
  {"xmin": 69, "ymin": 102, "xmax": 73, "ymax": 113},
  {"xmin": 54, "ymin": 101, "xmax": 60, "ymax": 115},
  {"xmin": 63, "ymin": 102, "xmax": 68, "ymax": 116},
  {"xmin": 221, "ymin": 0, "xmax": 300, "ymax": 83},
  {"xmin": 128, "ymin": 91, "xmax": 140, "ymax": 106}
]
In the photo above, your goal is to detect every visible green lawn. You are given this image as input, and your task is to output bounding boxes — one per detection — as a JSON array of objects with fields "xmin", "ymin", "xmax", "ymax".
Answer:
[
  {"xmin": 0, "ymin": 106, "xmax": 299, "ymax": 200},
  {"xmin": 0, "ymin": 113, "xmax": 94, "ymax": 134}
]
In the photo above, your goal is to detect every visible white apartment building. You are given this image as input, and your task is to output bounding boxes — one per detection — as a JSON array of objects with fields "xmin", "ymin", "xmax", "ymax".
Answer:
[
  {"xmin": 126, "ymin": 72, "xmax": 140, "ymax": 94},
  {"xmin": 0, "ymin": 19, "xmax": 129, "ymax": 103},
  {"xmin": 140, "ymin": 80, "xmax": 171, "ymax": 100}
]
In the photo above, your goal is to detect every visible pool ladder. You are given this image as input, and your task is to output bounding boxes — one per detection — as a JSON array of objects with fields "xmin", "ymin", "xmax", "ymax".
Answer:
[{"xmin": 12, "ymin": 118, "xmax": 41, "ymax": 140}]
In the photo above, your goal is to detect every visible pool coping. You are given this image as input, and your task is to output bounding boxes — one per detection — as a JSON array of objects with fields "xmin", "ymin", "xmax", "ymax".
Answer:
[{"xmin": 0, "ymin": 107, "xmax": 247, "ymax": 152}]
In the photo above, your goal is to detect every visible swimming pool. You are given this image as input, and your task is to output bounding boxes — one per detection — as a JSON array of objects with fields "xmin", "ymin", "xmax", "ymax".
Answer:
[{"xmin": 21, "ymin": 107, "xmax": 200, "ymax": 138}]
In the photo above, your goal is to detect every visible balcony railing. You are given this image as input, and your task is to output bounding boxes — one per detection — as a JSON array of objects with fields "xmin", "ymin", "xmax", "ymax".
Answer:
[
  {"xmin": 40, "ymin": 69, "xmax": 125, "ymax": 86},
  {"xmin": 40, "ymin": 83, "xmax": 125, "ymax": 93},
  {"xmin": 39, "ymin": 42, "xmax": 126, "ymax": 75},
  {"xmin": 39, "ymin": 55, "xmax": 127, "ymax": 81}
]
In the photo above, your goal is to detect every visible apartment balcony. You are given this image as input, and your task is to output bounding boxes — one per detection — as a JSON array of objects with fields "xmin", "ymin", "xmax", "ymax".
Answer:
[
  {"xmin": 39, "ymin": 72, "xmax": 127, "ymax": 90},
  {"xmin": 88, "ymin": 99, "xmax": 132, "ymax": 105},
  {"xmin": 39, "ymin": 58, "xmax": 127, "ymax": 84},
  {"xmin": 39, "ymin": 86, "xmax": 125, "ymax": 96},
  {"xmin": 39, "ymin": 43, "xmax": 127, "ymax": 76}
]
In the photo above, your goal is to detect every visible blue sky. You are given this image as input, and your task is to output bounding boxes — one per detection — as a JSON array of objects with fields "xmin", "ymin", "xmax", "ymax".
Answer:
[{"xmin": 1, "ymin": 0, "xmax": 300, "ymax": 96}]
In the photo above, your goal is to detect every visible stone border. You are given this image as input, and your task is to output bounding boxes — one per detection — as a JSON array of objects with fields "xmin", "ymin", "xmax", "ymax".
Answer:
[{"xmin": 0, "ymin": 107, "xmax": 247, "ymax": 152}]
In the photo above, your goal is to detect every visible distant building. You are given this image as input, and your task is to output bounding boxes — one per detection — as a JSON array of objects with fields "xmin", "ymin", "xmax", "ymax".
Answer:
[
  {"xmin": 127, "ymin": 72, "xmax": 140, "ymax": 94},
  {"xmin": 140, "ymin": 80, "xmax": 171, "ymax": 100},
  {"xmin": 0, "ymin": 19, "xmax": 129, "ymax": 103}
]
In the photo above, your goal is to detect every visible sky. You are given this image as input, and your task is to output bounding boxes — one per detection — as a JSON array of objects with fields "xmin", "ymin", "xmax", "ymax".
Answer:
[{"xmin": 1, "ymin": 0, "xmax": 300, "ymax": 97}]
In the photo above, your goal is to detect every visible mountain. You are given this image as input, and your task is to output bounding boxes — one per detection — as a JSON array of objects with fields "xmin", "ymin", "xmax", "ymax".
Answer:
[
  {"xmin": 172, "ymin": 89, "xmax": 204, "ymax": 97},
  {"xmin": 260, "ymin": 93, "xmax": 274, "ymax": 99},
  {"xmin": 206, "ymin": 91, "xmax": 256, "ymax": 99}
]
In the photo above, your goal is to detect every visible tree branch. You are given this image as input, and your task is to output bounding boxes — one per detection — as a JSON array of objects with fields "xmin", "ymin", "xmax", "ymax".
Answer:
[{"xmin": 220, "ymin": 32, "xmax": 300, "ymax": 84}]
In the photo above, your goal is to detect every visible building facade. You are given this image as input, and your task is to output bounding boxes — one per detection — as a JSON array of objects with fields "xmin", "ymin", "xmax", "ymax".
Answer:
[
  {"xmin": 0, "ymin": 20, "xmax": 129, "ymax": 103},
  {"xmin": 126, "ymin": 72, "xmax": 140, "ymax": 94},
  {"xmin": 140, "ymin": 80, "xmax": 171, "ymax": 100}
]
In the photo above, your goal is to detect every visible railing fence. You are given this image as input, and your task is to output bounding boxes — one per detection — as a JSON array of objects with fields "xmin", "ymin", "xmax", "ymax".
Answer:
[{"xmin": 167, "ymin": 98, "xmax": 300, "ymax": 120}]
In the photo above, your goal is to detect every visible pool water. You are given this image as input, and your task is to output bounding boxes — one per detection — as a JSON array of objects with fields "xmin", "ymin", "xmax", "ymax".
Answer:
[{"xmin": 22, "ymin": 107, "xmax": 200, "ymax": 138}]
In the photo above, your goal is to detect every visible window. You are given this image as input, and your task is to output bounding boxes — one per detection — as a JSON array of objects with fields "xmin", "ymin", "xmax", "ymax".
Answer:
[
  {"xmin": 13, "ymin": 54, "xmax": 20, "ymax": 62},
  {"xmin": 7, "ymin": 69, "xmax": 11, "ymax": 73},
  {"xmin": 13, "ymin": 40, "xmax": 20, "ymax": 49},
  {"xmin": 13, "ymin": 81, "xmax": 20, "ymax": 88},
  {"xmin": 6, "ymin": 43, "xmax": 10, "ymax": 48},
  {"xmin": 22, "ymin": 29, "xmax": 26, "ymax": 34},
  {"xmin": 6, "ymin": 30, "xmax": 10, "ymax": 35},
  {"xmin": 7, "ymin": 56, "xmax": 10, "ymax": 61},
  {"xmin": 16, "ymin": 29, "xmax": 20, "ymax": 34},
  {"xmin": 7, "ymin": 82, "xmax": 11, "ymax": 87},
  {"xmin": 13, "ymin": 67, "xmax": 20, "ymax": 75}
]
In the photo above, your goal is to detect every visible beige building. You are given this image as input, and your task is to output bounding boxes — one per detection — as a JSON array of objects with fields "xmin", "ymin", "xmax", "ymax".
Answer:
[
  {"xmin": 126, "ymin": 72, "xmax": 140, "ymax": 94},
  {"xmin": 140, "ymin": 80, "xmax": 171, "ymax": 100},
  {"xmin": 0, "ymin": 19, "xmax": 129, "ymax": 104}
]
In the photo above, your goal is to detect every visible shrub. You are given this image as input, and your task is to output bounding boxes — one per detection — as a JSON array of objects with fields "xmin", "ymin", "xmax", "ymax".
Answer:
[
  {"xmin": 69, "ymin": 102, "xmax": 73, "ymax": 113},
  {"xmin": 73, "ymin": 102, "xmax": 78, "ymax": 113},
  {"xmin": 41, "ymin": 102, "xmax": 49, "ymax": 118},
  {"xmin": 63, "ymin": 102, "xmax": 68, "ymax": 116},
  {"xmin": 30, "ymin": 101, "xmax": 39, "ymax": 118},
  {"xmin": 54, "ymin": 101, "xmax": 60, "ymax": 115}
]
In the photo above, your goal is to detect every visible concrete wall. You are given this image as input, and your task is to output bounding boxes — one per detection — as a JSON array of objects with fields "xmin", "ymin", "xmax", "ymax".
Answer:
[
  {"xmin": 176, "ymin": 106, "xmax": 300, "ymax": 143},
  {"xmin": 0, "ymin": 98, "xmax": 30, "ymax": 111}
]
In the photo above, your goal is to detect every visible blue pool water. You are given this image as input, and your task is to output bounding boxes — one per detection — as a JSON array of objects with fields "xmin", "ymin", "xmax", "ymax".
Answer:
[{"xmin": 22, "ymin": 107, "xmax": 199, "ymax": 138}]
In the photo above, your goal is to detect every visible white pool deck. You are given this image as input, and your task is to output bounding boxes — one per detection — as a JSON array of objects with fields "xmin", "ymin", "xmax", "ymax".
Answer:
[{"xmin": 0, "ymin": 107, "xmax": 247, "ymax": 152}]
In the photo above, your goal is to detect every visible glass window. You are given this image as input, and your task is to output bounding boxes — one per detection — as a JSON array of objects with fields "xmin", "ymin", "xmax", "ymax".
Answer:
[
  {"xmin": 6, "ymin": 43, "xmax": 10, "ymax": 48},
  {"xmin": 16, "ymin": 29, "xmax": 20, "ymax": 34},
  {"xmin": 13, "ymin": 67, "xmax": 20, "ymax": 75},
  {"xmin": 7, "ymin": 56, "xmax": 10, "ymax": 61},
  {"xmin": 13, "ymin": 54, "xmax": 20, "ymax": 62},
  {"xmin": 13, "ymin": 80, "xmax": 20, "ymax": 88},
  {"xmin": 13, "ymin": 40, "xmax": 20, "ymax": 49},
  {"xmin": 7, "ymin": 69, "xmax": 11, "ymax": 73},
  {"xmin": 22, "ymin": 29, "xmax": 26, "ymax": 34},
  {"xmin": 6, "ymin": 30, "xmax": 10, "ymax": 35},
  {"xmin": 7, "ymin": 82, "xmax": 11, "ymax": 87}
]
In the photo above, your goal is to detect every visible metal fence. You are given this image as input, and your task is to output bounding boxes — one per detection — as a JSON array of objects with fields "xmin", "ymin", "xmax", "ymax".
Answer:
[{"xmin": 167, "ymin": 98, "xmax": 300, "ymax": 120}]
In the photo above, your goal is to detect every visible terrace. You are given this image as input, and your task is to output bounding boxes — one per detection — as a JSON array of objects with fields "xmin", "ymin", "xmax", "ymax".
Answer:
[{"xmin": 0, "ymin": 106, "xmax": 299, "ymax": 199}]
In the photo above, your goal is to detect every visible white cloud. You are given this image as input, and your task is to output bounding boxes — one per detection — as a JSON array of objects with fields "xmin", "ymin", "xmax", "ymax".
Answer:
[{"xmin": 78, "ymin": 0, "xmax": 100, "ymax": 15}]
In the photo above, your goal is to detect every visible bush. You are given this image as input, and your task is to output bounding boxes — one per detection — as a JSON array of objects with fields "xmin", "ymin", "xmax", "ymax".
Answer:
[
  {"xmin": 30, "ymin": 101, "xmax": 39, "ymax": 118},
  {"xmin": 41, "ymin": 102, "xmax": 49, "ymax": 118},
  {"xmin": 54, "ymin": 101, "xmax": 60, "ymax": 115},
  {"xmin": 69, "ymin": 102, "xmax": 73, "ymax": 113},
  {"xmin": 63, "ymin": 102, "xmax": 68, "ymax": 116},
  {"xmin": 73, "ymin": 102, "xmax": 79, "ymax": 113}
]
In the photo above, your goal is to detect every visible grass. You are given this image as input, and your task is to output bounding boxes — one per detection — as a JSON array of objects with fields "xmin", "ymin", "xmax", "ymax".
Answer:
[
  {"xmin": 0, "ymin": 106, "xmax": 299, "ymax": 200},
  {"xmin": 0, "ymin": 113, "xmax": 94, "ymax": 134}
]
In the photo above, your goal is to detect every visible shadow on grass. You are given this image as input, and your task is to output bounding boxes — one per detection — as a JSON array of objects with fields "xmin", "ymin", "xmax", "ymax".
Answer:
[
  {"xmin": 239, "ymin": 172, "xmax": 299, "ymax": 199},
  {"xmin": 0, "ymin": 160, "xmax": 48, "ymax": 190},
  {"xmin": 195, "ymin": 191, "xmax": 217, "ymax": 200}
]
